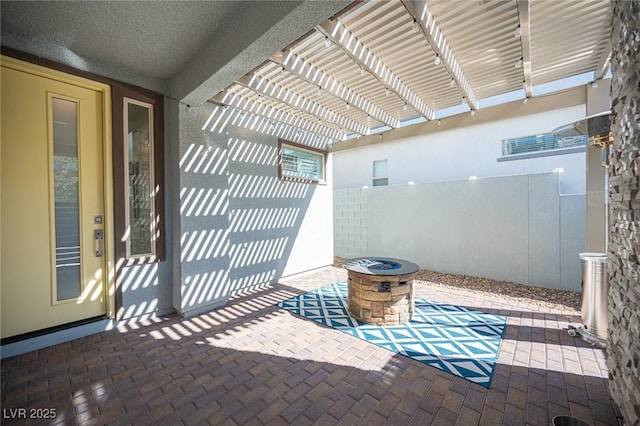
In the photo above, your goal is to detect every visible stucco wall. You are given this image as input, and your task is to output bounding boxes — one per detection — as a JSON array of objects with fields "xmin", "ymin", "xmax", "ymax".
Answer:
[
  {"xmin": 168, "ymin": 104, "xmax": 334, "ymax": 317},
  {"xmin": 333, "ymin": 105, "xmax": 587, "ymax": 195},
  {"xmin": 227, "ymin": 125, "xmax": 334, "ymax": 293},
  {"xmin": 117, "ymin": 263, "xmax": 173, "ymax": 320},
  {"xmin": 334, "ymin": 172, "xmax": 585, "ymax": 290},
  {"xmin": 171, "ymin": 101, "xmax": 231, "ymax": 317}
]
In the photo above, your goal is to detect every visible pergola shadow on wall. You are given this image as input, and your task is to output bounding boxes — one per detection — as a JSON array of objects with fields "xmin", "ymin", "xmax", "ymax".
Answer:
[{"xmin": 168, "ymin": 103, "xmax": 333, "ymax": 318}]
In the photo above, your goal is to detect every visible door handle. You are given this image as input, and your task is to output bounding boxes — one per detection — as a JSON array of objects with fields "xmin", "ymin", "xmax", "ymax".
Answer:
[{"xmin": 94, "ymin": 229, "xmax": 104, "ymax": 257}]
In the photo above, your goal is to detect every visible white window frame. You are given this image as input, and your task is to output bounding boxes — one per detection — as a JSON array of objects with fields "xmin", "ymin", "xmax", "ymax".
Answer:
[
  {"xmin": 278, "ymin": 140, "xmax": 326, "ymax": 183},
  {"xmin": 123, "ymin": 97, "xmax": 156, "ymax": 259}
]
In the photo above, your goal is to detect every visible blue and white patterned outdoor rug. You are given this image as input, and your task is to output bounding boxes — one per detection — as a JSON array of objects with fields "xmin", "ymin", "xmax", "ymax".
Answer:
[{"xmin": 277, "ymin": 282, "xmax": 507, "ymax": 388}]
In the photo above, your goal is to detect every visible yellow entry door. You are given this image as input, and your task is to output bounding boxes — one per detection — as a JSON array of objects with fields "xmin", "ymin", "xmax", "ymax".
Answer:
[{"xmin": 1, "ymin": 59, "xmax": 108, "ymax": 339}]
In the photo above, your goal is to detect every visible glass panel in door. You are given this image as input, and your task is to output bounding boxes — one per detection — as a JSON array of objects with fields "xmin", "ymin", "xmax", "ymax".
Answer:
[{"xmin": 52, "ymin": 97, "xmax": 82, "ymax": 301}]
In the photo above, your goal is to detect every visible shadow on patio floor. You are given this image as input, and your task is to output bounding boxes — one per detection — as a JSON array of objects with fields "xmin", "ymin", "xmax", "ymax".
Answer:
[{"xmin": 0, "ymin": 267, "xmax": 621, "ymax": 425}]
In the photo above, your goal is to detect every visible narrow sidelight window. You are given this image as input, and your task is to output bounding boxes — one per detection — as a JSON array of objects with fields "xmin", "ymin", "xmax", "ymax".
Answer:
[{"xmin": 124, "ymin": 98, "xmax": 155, "ymax": 258}]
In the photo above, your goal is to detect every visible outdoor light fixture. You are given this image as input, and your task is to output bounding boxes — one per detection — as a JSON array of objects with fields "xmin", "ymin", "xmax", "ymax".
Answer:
[
  {"xmin": 324, "ymin": 36, "xmax": 331, "ymax": 48},
  {"xmin": 462, "ymin": 96, "xmax": 467, "ymax": 105},
  {"xmin": 437, "ymin": 120, "xmax": 442, "ymax": 126},
  {"xmin": 434, "ymin": 55, "xmax": 441, "ymax": 66},
  {"xmin": 449, "ymin": 78, "xmax": 455, "ymax": 88},
  {"xmin": 591, "ymin": 80, "xmax": 599, "ymax": 88},
  {"xmin": 515, "ymin": 58, "xmax": 523, "ymax": 68},
  {"xmin": 346, "ymin": 102, "xmax": 350, "ymax": 110},
  {"xmin": 523, "ymin": 97, "xmax": 529, "ymax": 104},
  {"xmin": 360, "ymin": 66, "xmax": 365, "ymax": 76},
  {"xmin": 385, "ymin": 87, "xmax": 390, "ymax": 96},
  {"xmin": 403, "ymin": 103, "xmax": 408, "ymax": 111},
  {"xmin": 412, "ymin": 19, "xmax": 418, "ymax": 33},
  {"xmin": 470, "ymin": 109, "xmax": 476, "ymax": 116}
]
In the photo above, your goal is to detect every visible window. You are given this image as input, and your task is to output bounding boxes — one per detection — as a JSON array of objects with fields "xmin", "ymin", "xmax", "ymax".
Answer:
[
  {"xmin": 373, "ymin": 159, "xmax": 388, "ymax": 186},
  {"xmin": 502, "ymin": 133, "xmax": 586, "ymax": 155},
  {"xmin": 278, "ymin": 140, "xmax": 326, "ymax": 182},
  {"xmin": 124, "ymin": 98, "xmax": 155, "ymax": 258},
  {"xmin": 112, "ymin": 84, "xmax": 165, "ymax": 264}
]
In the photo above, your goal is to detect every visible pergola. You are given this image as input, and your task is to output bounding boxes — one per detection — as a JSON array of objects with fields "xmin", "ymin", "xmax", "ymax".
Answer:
[{"xmin": 210, "ymin": 0, "xmax": 611, "ymax": 146}]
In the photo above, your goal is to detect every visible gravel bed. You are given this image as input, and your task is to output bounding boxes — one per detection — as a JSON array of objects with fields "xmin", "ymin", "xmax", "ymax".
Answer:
[{"xmin": 334, "ymin": 257, "xmax": 581, "ymax": 312}]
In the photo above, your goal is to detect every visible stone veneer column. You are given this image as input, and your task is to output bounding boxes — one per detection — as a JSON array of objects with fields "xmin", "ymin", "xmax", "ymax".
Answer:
[{"xmin": 607, "ymin": 1, "xmax": 640, "ymax": 424}]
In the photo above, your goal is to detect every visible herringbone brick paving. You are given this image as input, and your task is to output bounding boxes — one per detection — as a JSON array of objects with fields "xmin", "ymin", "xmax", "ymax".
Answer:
[{"xmin": 1, "ymin": 267, "xmax": 620, "ymax": 425}]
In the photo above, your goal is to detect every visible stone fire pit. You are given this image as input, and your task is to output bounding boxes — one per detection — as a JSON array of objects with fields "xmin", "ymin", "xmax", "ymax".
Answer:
[{"xmin": 343, "ymin": 257, "xmax": 419, "ymax": 326}]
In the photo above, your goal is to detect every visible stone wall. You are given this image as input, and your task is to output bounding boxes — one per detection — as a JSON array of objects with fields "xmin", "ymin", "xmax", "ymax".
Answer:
[{"xmin": 607, "ymin": 1, "xmax": 640, "ymax": 424}]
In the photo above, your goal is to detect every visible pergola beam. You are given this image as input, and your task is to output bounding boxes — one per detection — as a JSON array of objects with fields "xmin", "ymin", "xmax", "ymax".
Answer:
[
  {"xmin": 402, "ymin": 0, "xmax": 479, "ymax": 110},
  {"xmin": 316, "ymin": 20, "xmax": 435, "ymax": 120},
  {"xmin": 594, "ymin": 40, "xmax": 611, "ymax": 80},
  {"xmin": 212, "ymin": 90, "xmax": 342, "ymax": 141},
  {"xmin": 235, "ymin": 74, "xmax": 369, "ymax": 135},
  {"xmin": 517, "ymin": 0, "xmax": 533, "ymax": 98},
  {"xmin": 273, "ymin": 51, "xmax": 400, "ymax": 129}
]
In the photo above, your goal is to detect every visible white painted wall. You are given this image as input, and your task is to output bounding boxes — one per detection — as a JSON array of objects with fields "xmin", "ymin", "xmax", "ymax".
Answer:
[
  {"xmin": 280, "ymin": 152, "xmax": 334, "ymax": 275},
  {"xmin": 333, "ymin": 105, "xmax": 587, "ymax": 195},
  {"xmin": 228, "ymin": 125, "xmax": 334, "ymax": 293},
  {"xmin": 171, "ymin": 106, "xmax": 334, "ymax": 318}
]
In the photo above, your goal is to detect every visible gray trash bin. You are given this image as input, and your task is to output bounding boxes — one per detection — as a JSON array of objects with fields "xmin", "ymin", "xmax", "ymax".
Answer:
[{"xmin": 578, "ymin": 252, "xmax": 608, "ymax": 343}]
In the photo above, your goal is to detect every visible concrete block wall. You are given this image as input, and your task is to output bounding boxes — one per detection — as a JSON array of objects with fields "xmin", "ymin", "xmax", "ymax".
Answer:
[
  {"xmin": 607, "ymin": 1, "xmax": 640, "ymax": 423},
  {"xmin": 334, "ymin": 173, "xmax": 586, "ymax": 290},
  {"xmin": 560, "ymin": 194, "xmax": 588, "ymax": 290},
  {"xmin": 334, "ymin": 187, "xmax": 368, "ymax": 259}
]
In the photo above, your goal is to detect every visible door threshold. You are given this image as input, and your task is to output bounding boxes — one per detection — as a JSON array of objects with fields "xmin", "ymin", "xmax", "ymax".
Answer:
[{"xmin": 1, "ymin": 316, "xmax": 112, "ymax": 360}]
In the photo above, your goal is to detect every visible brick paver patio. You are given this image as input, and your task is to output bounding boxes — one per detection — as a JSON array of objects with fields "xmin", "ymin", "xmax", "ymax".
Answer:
[{"xmin": 1, "ymin": 267, "xmax": 620, "ymax": 425}]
